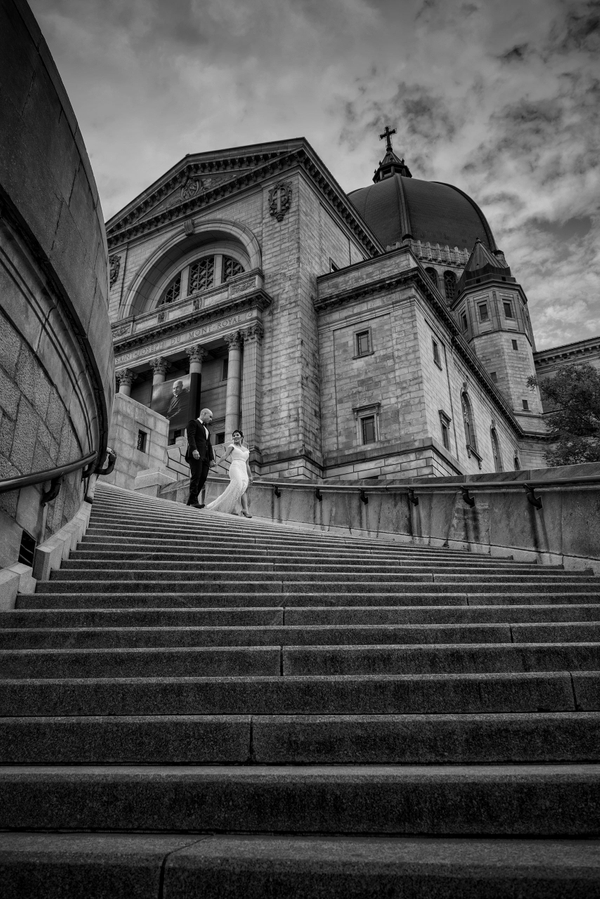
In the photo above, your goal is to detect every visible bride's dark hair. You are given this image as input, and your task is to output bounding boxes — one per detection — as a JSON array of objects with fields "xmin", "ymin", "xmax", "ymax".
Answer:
[{"xmin": 232, "ymin": 429, "xmax": 244, "ymax": 438}]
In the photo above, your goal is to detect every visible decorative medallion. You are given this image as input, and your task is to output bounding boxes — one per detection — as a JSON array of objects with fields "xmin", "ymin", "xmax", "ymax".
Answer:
[
  {"xmin": 268, "ymin": 181, "xmax": 292, "ymax": 222},
  {"xmin": 109, "ymin": 254, "xmax": 121, "ymax": 288},
  {"xmin": 180, "ymin": 177, "xmax": 202, "ymax": 201}
]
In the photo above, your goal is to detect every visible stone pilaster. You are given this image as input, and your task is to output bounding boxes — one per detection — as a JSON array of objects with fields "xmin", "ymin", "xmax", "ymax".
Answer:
[
  {"xmin": 240, "ymin": 322, "xmax": 264, "ymax": 455},
  {"xmin": 224, "ymin": 332, "xmax": 243, "ymax": 439}
]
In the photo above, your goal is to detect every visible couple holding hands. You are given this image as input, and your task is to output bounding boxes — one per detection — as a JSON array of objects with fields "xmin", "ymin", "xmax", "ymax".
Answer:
[{"xmin": 185, "ymin": 408, "xmax": 252, "ymax": 517}]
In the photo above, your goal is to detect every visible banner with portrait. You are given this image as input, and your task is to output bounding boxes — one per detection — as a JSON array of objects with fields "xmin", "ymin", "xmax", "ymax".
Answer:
[{"xmin": 153, "ymin": 375, "xmax": 191, "ymax": 431}]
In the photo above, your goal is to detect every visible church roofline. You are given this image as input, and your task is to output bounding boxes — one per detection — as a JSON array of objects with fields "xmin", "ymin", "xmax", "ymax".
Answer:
[{"xmin": 105, "ymin": 139, "xmax": 383, "ymax": 258}]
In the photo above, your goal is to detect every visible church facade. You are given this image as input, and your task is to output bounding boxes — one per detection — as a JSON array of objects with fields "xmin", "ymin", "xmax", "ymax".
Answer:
[{"xmin": 106, "ymin": 134, "xmax": 548, "ymax": 482}]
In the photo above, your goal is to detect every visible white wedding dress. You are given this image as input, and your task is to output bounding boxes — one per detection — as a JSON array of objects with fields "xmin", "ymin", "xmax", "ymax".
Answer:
[{"xmin": 206, "ymin": 444, "xmax": 250, "ymax": 514}]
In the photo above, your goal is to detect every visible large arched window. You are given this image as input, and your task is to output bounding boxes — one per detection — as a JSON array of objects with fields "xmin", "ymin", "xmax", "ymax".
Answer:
[
  {"xmin": 490, "ymin": 426, "xmax": 503, "ymax": 472},
  {"xmin": 444, "ymin": 270, "xmax": 457, "ymax": 301},
  {"xmin": 425, "ymin": 267, "xmax": 438, "ymax": 289},
  {"xmin": 157, "ymin": 253, "xmax": 246, "ymax": 307},
  {"xmin": 461, "ymin": 390, "xmax": 478, "ymax": 453}
]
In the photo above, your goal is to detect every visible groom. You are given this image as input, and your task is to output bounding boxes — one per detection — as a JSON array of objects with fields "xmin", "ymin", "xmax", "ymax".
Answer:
[{"xmin": 185, "ymin": 407, "xmax": 215, "ymax": 508}]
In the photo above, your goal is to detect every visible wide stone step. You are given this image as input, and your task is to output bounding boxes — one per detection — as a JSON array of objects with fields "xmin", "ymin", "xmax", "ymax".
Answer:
[
  {"xmin": 5, "ymin": 603, "xmax": 600, "ymax": 629},
  {"xmin": 71, "ymin": 546, "xmax": 541, "ymax": 567},
  {"xmin": 1, "ymin": 764, "xmax": 598, "ymax": 834},
  {"xmin": 13, "ymin": 831, "xmax": 600, "ymax": 899},
  {"xmin": 17, "ymin": 591, "xmax": 600, "ymax": 609},
  {"xmin": 3, "ymin": 672, "xmax": 597, "ymax": 717},
  {"xmin": 61, "ymin": 558, "xmax": 546, "ymax": 576},
  {"xmin": 4, "ymin": 621, "xmax": 600, "ymax": 650},
  {"xmin": 2, "ymin": 642, "xmax": 599, "ymax": 678},
  {"xmin": 1, "ymin": 832, "xmax": 599, "ymax": 899}
]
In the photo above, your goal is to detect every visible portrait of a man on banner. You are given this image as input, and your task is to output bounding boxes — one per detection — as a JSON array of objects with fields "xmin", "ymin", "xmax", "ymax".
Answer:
[{"xmin": 153, "ymin": 375, "xmax": 191, "ymax": 430}]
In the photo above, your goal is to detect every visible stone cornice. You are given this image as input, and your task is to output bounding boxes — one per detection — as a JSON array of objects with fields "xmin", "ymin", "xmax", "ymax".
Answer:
[
  {"xmin": 534, "ymin": 337, "xmax": 600, "ymax": 366},
  {"xmin": 316, "ymin": 260, "xmax": 525, "ymax": 436},
  {"xmin": 112, "ymin": 290, "xmax": 271, "ymax": 354},
  {"xmin": 106, "ymin": 144, "xmax": 382, "ymax": 257}
]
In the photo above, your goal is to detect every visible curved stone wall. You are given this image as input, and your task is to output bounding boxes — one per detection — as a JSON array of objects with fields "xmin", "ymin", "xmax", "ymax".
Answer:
[{"xmin": 0, "ymin": 0, "xmax": 114, "ymax": 566}]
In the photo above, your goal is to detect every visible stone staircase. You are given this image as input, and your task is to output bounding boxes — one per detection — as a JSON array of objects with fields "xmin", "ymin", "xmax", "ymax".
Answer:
[{"xmin": 1, "ymin": 481, "xmax": 599, "ymax": 897}]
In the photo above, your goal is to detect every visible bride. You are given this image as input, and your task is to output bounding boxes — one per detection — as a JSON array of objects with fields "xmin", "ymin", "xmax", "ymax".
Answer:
[{"xmin": 206, "ymin": 429, "xmax": 253, "ymax": 517}]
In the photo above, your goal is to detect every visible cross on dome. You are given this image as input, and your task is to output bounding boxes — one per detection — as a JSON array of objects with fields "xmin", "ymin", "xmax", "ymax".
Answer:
[{"xmin": 379, "ymin": 126, "xmax": 397, "ymax": 152}]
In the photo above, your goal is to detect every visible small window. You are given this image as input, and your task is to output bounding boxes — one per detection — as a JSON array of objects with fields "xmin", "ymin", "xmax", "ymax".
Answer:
[
  {"xmin": 439, "ymin": 411, "xmax": 451, "ymax": 451},
  {"xmin": 354, "ymin": 403, "xmax": 380, "ymax": 445},
  {"xmin": 355, "ymin": 329, "xmax": 371, "ymax": 357},
  {"xmin": 444, "ymin": 271, "xmax": 458, "ymax": 301},
  {"xmin": 137, "ymin": 430, "xmax": 147, "ymax": 453},
  {"xmin": 361, "ymin": 415, "xmax": 376, "ymax": 444},
  {"xmin": 330, "ymin": 258, "xmax": 340, "ymax": 272},
  {"xmin": 222, "ymin": 358, "xmax": 229, "ymax": 381},
  {"xmin": 461, "ymin": 311, "xmax": 468, "ymax": 332},
  {"xmin": 168, "ymin": 429, "xmax": 183, "ymax": 446},
  {"xmin": 18, "ymin": 530, "xmax": 36, "ymax": 566},
  {"xmin": 478, "ymin": 302, "xmax": 489, "ymax": 322},
  {"xmin": 216, "ymin": 431, "xmax": 225, "ymax": 445},
  {"xmin": 512, "ymin": 339, "xmax": 518, "ymax": 351},
  {"xmin": 503, "ymin": 300, "xmax": 515, "ymax": 319},
  {"xmin": 514, "ymin": 455, "xmax": 521, "ymax": 470},
  {"xmin": 522, "ymin": 399, "xmax": 529, "ymax": 411},
  {"xmin": 432, "ymin": 339, "xmax": 442, "ymax": 369},
  {"xmin": 490, "ymin": 371, "xmax": 498, "ymax": 382}
]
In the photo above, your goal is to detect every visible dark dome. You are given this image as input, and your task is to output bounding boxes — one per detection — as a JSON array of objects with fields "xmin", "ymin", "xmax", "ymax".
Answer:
[{"xmin": 348, "ymin": 174, "xmax": 498, "ymax": 253}]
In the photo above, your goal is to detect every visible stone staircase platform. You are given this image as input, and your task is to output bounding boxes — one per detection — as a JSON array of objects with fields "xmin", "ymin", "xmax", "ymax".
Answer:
[{"xmin": 1, "ymin": 482, "xmax": 599, "ymax": 897}]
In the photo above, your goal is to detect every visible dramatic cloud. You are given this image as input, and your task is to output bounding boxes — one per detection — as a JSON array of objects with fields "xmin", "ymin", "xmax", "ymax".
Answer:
[{"xmin": 30, "ymin": 0, "xmax": 599, "ymax": 350}]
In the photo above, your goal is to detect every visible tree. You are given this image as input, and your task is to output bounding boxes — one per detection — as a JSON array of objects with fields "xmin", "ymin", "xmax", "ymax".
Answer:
[{"xmin": 528, "ymin": 363, "xmax": 600, "ymax": 466}]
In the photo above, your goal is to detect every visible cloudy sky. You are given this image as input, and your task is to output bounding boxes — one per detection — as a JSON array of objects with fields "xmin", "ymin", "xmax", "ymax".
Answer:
[{"xmin": 30, "ymin": 0, "xmax": 599, "ymax": 350}]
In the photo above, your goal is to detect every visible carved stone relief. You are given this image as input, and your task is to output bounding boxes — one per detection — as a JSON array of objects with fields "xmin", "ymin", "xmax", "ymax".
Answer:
[{"xmin": 268, "ymin": 181, "xmax": 292, "ymax": 222}]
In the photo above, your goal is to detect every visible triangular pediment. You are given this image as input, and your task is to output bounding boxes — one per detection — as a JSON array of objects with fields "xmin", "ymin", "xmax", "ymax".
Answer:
[{"xmin": 106, "ymin": 140, "xmax": 307, "ymax": 239}]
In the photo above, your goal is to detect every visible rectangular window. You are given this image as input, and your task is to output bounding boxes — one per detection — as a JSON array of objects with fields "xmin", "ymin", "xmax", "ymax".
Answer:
[
  {"xmin": 361, "ymin": 415, "xmax": 376, "ymax": 444},
  {"xmin": 478, "ymin": 302, "xmax": 489, "ymax": 322},
  {"xmin": 137, "ymin": 430, "xmax": 147, "ymax": 453},
  {"xmin": 512, "ymin": 339, "xmax": 518, "ymax": 351},
  {"xmin": 461, "ymin": 311, "xmax": 468, "ymax": 332},
  {"xmin": 216, "ymin": 431, "xmax": 225, "ymax": 445},
  {"xmin": 432, "ymin": 339, "xmax": 442, "ymax": 369},
  {"xmin": 222, "ymin": 358, "xmax": 229, "ymax": 381},
  {"xmin": 355, "ymin": 329, "xmax": 371, "ymax": 357},
  {"xmin": 503, "ymin": 300, "xmax": 515, "ymax": 319},
  {"xmin": 329, "ymin": 258, "xmax": 339, "ymax": 272},
  {"xmin": 490, "ymin": 371, "xmax": 498, "ymax": 382},
  {"xmin": 439, "ymin": 411, "xmax": 451, "ymax": 451},
  {"xmin": 522, "ymin": 399, "xmax": 529, "ymax": 411}
]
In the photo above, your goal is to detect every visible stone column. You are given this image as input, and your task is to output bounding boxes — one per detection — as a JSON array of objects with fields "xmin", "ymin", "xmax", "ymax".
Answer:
[
  {"xmin": 186, "ymin": 345, "xmax": 208, "ymax": 421},
  {"xmin": 223, "ymin": 332, "xmax": 243, "ymax": 439},
  {"xmin": 116, "ymin": 368, "xmax": 136, "ymax": 397},
  {"xmin": 240, "ymin": 322, "xmax": 264, "ymax": 454},
  {"xmin": 150, "ymin": 357, "xmax": 169, "ymax": 409}
]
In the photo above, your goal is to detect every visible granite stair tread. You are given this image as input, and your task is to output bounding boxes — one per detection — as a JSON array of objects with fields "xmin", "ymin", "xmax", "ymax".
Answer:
[{"xmin": 1, "ymin": 832, "xmax": 599, "ymax": 899}]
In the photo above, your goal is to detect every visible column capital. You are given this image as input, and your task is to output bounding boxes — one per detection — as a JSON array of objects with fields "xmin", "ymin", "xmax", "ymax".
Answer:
[
  {"xmin": 241, "ymin": 322, "xmax": 264, "ymax": 343},
  {"xmin": 116, "ymin": 368, "xmax": 136, "ymax": 387},
  {"xmin": 224, "ymin": 331, "xmax": 243, "ymax": 350},
  {"xmin": 185, "ymin": 345, "xmax": 209, "ymax": 364},
  {"xmin": 150, "ymin": 356, "xmax": 169, "ymax": 376}
]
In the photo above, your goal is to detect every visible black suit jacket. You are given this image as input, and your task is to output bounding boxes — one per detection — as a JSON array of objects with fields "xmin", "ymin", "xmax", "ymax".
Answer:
[{"xmin": 185, "ymin": 418, "xmax": 214, "ymax": 463}]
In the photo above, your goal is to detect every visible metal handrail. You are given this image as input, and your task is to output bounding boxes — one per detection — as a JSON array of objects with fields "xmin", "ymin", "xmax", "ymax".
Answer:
[
  {"xmin": 0, "ymin": 448, "xmax": 116, "ymax": 502},
  {"xmin": 248, "ymin": 470, "xmax": 600, "ymax": 512},
  {"xmin": 251, "ymin": 473, "xmax": 600, "ymax": 493}
]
